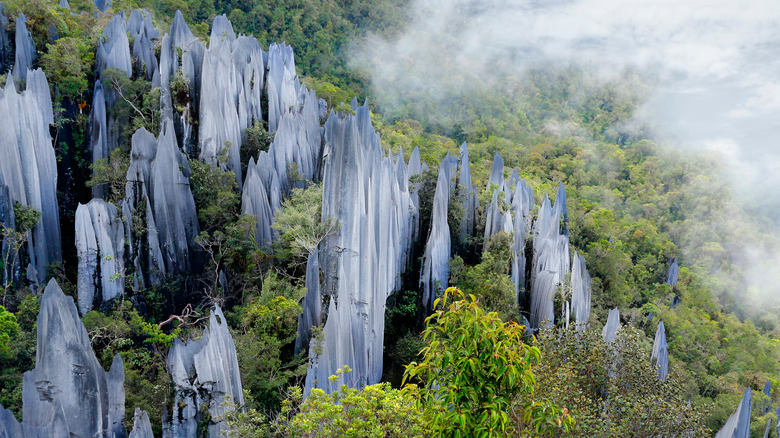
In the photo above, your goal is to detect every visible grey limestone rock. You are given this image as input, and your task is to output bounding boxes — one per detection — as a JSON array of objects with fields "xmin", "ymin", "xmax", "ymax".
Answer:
[
  {"xmin": 75, "ymin": 199, "xmax": 125, "ymax": 315},
  {"xmin": 529, "ymin": 184, "xmax": 570, "ymax": 328},
  {"xmin": 666, "ymin": 257, "xmax": 679, "ymax": 286},
  {"xmin": 130, "ymin": 11, "xmax": 159, "ymax": 81},
  {"xmin": 128, "ymin": 409, "xmax": 154, "ymax": 438},
  {"xmin": 295, "ymin": 250, "xmax": 321, "ymax": 355},
  {"xmin": 11, "ymin": 14, "xmax": 36, "ymax": 81},
  {"xmin": 0, "ymin": 402, "xmax": 69, "ymax": 438},
  {"xmin": 241, "ymin": 157, "xmax": 275, "ymax": 247},
  {"xmin": 304, "ymin": 102, "xmax": 417, "ymax": 394},
  {"xmin": 568, "ymin": 252, "xmax": 591, "ymax": 329},
  {"xmin": 124, "ymin": 119, "xmax": 199, "ymax": 288},
  {"xmin": 715, "ymin": 388, "xmax": 752, "ymax": 438},
  {"xmin": 602, "ymin": 307, "xmax": 620, "ymax": 343},
  {"xmin": 164, "ymin": 306, "xmax": 243, "ymax": 437},
  {"xmin": 94, "ymin": 0, "xmax": 112, "ymax": 12},
  {"xmin": 0, "ymin": 5, "xmax": 10, "ymax": 72},
  {"xmin": 456, "ymin": 143, "xmax": 478, "ymax": 245},
  {"xmin": 22, "ymin": 279, "xmax": 125, "ymax": 438},
  {"xmin": 419, "ymin": 153, "xmax": 458, "ymax": 311},
  {"xmin": 89, "ymin": 80, "xmax": 109, "ymax": 197},
  {"xmin": 0, "ymin": 71, "xmax": 61, "ymax": 283},
  {"xmin": 650, "ymin": 321, "xmax": 669, "ymax": 381},
  {"xmin": 96, "ymin": 14, "xmax": 132, "ymax": 80},
  {"xmin": 266, "ymin": 42, "xmax": 298, "ymax": 132},
  {"xmin": 198, "ymin": 15, "xmax": 266, "ymax": 187}
]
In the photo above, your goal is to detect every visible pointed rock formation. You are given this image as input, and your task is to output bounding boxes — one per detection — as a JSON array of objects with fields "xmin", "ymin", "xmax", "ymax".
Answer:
[
  {"xmin": 304, "ymin": 102, "xmax": 417, "ymax": 394},
  {"xmin": 456, "ymin": 143, "xmax": 478, "ymax": 246},
  {"xmin": 666, "ymin": 257, "xmax": 679, "ymax": 286},
  {"xmin": 199, "ymin": 15, "xmax": 265, "ymax": 187},
  {"xmin": 295, "ymin": 250, "xmax": 321, "ymax": 355},
  {"xmin": 420, "ymin": 153, "xmax": 458, "ymax": 311},
  {"xmin": 124, "ymin": 119, "xmax": 199, "ymax": 288},
  {"xmin": 715, "ymin": 388, "xmax": 752, "ymax": 438},
  {"xmin": 602, "ymin": 307, "xmax": 620, "ymax": 343},
  {"xmin": 266, "ymin": 42, "xmax": 297, "ymax": 132},
  {"xmin": 164, "ymin": 306, "xmax": 243, "ymax": 437},
  {"xmin": 651, "ymin": 321, "xmax": 669, "ymax": 381},
  {"xmin": 529, "ymin": 184, "xmax": 570, "ymax": 328},
  {"xmin": 11, "ymin": 14, "xmax": 36, "ymax": 81},
  {"xmin": 0, "ymin": 70, "xmax": 61, "ymax": 284},
  {"xmin": 89, "ymin": 80, "xmax": 109, "ymax": 197},
  {"xmin": 75, "ymin": 199, "xmax": 125, "ymax": 315},
  {"xmin": 21, "ymin": 279, "xmax": 126, "ymax": 437},
  {"xmin": 568, "ymin": 252, "xmax": 591, "ymax": 328},
  {"xmin": 128, "ymin": 408, "xmax": 154, "ymax": 438},
  {"xmin": 96, "ymin": 14, "xmax": 132, "ymax": 80}
]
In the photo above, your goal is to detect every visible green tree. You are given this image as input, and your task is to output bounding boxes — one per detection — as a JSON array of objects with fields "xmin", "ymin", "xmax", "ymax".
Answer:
[{"xmin": 405, "ymin": 287, "xmax": 572, "ymax": 437}]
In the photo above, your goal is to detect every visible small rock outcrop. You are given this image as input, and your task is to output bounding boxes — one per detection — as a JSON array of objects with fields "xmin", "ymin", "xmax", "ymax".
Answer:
[
  {"xmin": 568, "ymin": 252, "xmax": 592, "ymax": 328},
  {"xmin": 128, "ymin": 408, "xmax": 154, "ymax": 438},
  {"xmin": 75, "ymin": 199, "xmax": 125, "ymax": 315},
  {"xmin": 22, "ymin": 279, "xmax": 125, "ymax": 437},
  {"xmin": 651, "ymin": 321, "xmax": 669, "ymax": 381},
  {"xmin": 602, "ymin": 307, "xmax": 620, "ymax": 343},
  {"xmin": 164, "ymin": 306, "xmax": 243, "ymax": 437},
  {"xmin": 666, "ymin": 257, "xmax": 679, "ymax": 286}
]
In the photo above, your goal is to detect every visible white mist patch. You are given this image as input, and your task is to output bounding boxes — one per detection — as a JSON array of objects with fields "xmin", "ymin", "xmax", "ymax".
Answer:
[{"xmin": 352, "ymin": 0, "xmax": 780, "ymax": 308}]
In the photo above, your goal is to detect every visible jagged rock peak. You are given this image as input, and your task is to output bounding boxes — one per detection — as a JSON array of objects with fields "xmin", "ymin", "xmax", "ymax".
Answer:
[
  {"xmin": 164, "ymin": 306, "xmax": 243, "ymax": 437},
  {"xmin": 602, "ymin": 307, "xmax": 620, "ymax": 343},
  {"xmin": 0, "ymin": 69, "xmax": 61, "ymax": 284},
  {"xmin": 11, "ymin": 14, "xmax": 36, "ymax": 81},
  {"xmin": 420, "ymin": 152, "xmax": 458, "ymax": 311},
  {"xmin": 568, "ymin": 252, "xmax": 592, "ymax": 329},
  {"xmin": 128, "ymin": 408, "xmax": 154, "ymax": 438},
  {"xmin": 651, "ymin": 320, "xmax": 669, "ymax": 381},
  {"xmin": 456, "ymin": 142, "xmax": 478, "ymax": 246},
  {"xmin": 75, "ymin": 199, "xmax": 125, "ymax": 315},
  {"xmin": 304, "ymin": 102, "xmax": 417, "ymax": 394},
  {"xmin": 96, "ymin": 13, "xmax": 132, "ymax": 79},
  {"xmin": 266, "ymin": 42, "xmax": 298, "ymax": 132},
  {"xmin": 21, "ymin": 279, "xmax": 125, "ymax": 438},
  {"xmin": 715, "ymin": 388, "xmax": 752, "ymax": 438}
]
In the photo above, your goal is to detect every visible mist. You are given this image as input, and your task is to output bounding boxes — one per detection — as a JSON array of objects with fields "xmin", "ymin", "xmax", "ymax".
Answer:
[{"xmin": 350, "ymin": 0, "xmax": 780, "ymax": 313}]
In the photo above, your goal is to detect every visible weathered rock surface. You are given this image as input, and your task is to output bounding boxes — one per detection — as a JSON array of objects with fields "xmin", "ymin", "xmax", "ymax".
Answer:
[
  {"xmin": 0, "ymin": 70, "xmax": 61, "ymax": 283},
  {"xmin": 266, "ymin": 42, "xmax": 297, "ymax": 132},
  {"xmin": 96, "ymin": 14, "xmax": 132, "ymax": 80},
  {"xmin": 124, "ymin": 119, "xmax": 199, "ymax": 287},
  {"xmin": 295, "ymin": 250, "xmax": 321, "ymax": 355},
  {"xmin": 602, "ymin": 307, "xmax": 620, "ymax": 343},
  {"xmin": 0, "ymin": 5, "xmax": 11, "ymax": 73},
  {"xmin": 568, "ymin": 252, "xmax": 591, "ymax": 328},
  {"xmin": 75, "ymin": 199, "xmax": 125, "ymax": 315},
  {"xmin": 21, "ymin": 279, "xmax": 126, "ymax": 438},
  {"xmin": 198, "ymin": 15, "xmax": 264, "ymax": 187},
  {"xmin": 651, "ymin": 321, "xmax": 668, "ymax": 381},
  {"xmin": 128, "ymin": 408, "xmax": 154, "ymax": 438},
  {"xmin": 304, "ymin": 102, "xmax": 417, "ymax": 394},
  {"xmin": 419, "ymin": 152, "xmax": 457, "ymax": 311},
  {"xmin": 529, "ymin": 184, "xmax": 570, "ymax": 328},
  {"xmin": 11, "ymin": 14, "xmax": 36, "ymax": 81},
  {"xmin": 0, "ymin": 402, "xmax": 69, "ymax": 438},
  {"xmin": 715, "ymin": 388, "xmax": 752, "ymax": 438},
  {"xmin": 666, "ymin": 257, "xmax": 679, "ymax": 286},
  {"xmin": 164, "ymin": 306, "xmax": 243, "ymax": 437},
  {"xmin": 89, "ymin": 80, "xmax": 109, "ymax": 197},
  {"xmin": 456, "ymin": 143, "xmax": 478, "ymax": 246}
]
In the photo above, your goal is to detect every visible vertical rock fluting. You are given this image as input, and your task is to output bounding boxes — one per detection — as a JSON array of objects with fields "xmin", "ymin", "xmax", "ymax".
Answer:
[
  {"xmin": 0, "ymin": 402, "xmax": 69, "ymax": 437},
  {"xmin": 568, "ymin": 252, "xmax": 592, "ymax": 328},
  {"xmin": 529, "ymin": 184, "xmax": 570, "ymax": 328},
  {"xmin": 419, "ymin": 152, "xmax": 458, "ymax": 311},
  {"xmin": 128, "ymin": 408, "xmax": 154, "ymax": 438},
  {"xmin": 128, "ymin": 9, "xmax": 159, "ymax": 81},
  {"xmin": 89, "ymin": 80, "xmax": 109, "ymax": 197},
  {"xmin": 0, "ymin": 5, "xmax": 10, "ymax": 72},
  {"xmin": 304, "ymin": 102, "xmax": 417, "ymax": 394},
  {"xmin": 123, "ymin": 119, "xmax": 199, "ymax": 288},
  {"xmin": 95, "ymin": 14, "xmax": 132, "ymax": 81},
  {"xmin": 159, "ymin": 10, "xmax": 205, "ymax": 155},
  {"xmin": 198, "ymin": 15, "xmax": 265, "ymax": 187},
  {"xmin": 266, "ymin": 42, "xmax": 297, "ymax": 132},
  {"xmin": 21, "ymin": 279, "xmax": 126, "ymax": 438},
  {"xmin": 75, "ymin": 199, "xmax": 125, "ymax": 315},
  {"xmin": 0, "ymin": 70, "xmax": 61, "ymax": 284},
  {"xmin": 456, "ymin": 142, "xmax": 478, "ymax": 247},
  {"xmin": 602, "ymin": 307, "xmax": 620, "ymax": 343},
  {"xmin": 650, "ymin": 321, "xmax": 669, "ymax": 381},
  {"xmin": 715, "ymin": 388, "xmax": 752, "ymax": 438},
  {"xmin": 164, "ymin": 306, "xmax": 243, "ymax": 437},
  {"xmin": 11, "ymin": 14, "xmax": 36, "ymax": 81}
]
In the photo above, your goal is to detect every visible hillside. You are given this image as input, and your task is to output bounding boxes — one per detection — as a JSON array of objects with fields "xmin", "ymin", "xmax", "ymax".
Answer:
[{"xmin": 0, "ymin": 0, "xmax": 778, "ymax": 437}]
